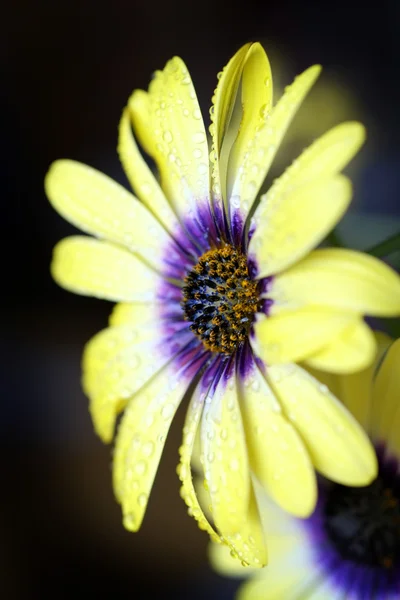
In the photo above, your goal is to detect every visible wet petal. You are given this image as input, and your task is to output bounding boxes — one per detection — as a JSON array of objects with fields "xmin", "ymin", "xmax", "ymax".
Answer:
[
  {"xmin": 236, "ymin": 529, "xmax": 318, "ymax": 600},
  {"xmin": 270, "ymin": 248, "xmax": 400, "ymax": 316},
  {"xmin": 252, "ymin": 308, "xmax": 353, "ymax": 365},
  {"xmin": 229, "ymin": 65, "xmax": 322, "ymax": 224},
  {"xmin": 239, "ymin": 364, "xmax": 316, "ymax": 517},
  {"xmin": 178, "ymin": 377, "xmax": 267, "ymax": 567},
  {"xmin": 370, "ymin": 338, "xmax": 400, "ymax": 455},
  {"xmin": 109, "ymin": 302, "xmax": 159, "ymax": 327},
  {"xmin": 249, "ymin": 175, "xmax": 352, "ymax": 278},
  {"xmin": 225, "ymin": 44, "xmax": 272, "ymax": 216},
  {"xmin": 304, "ymin": 319, "xmax": 376, "ymax": 374},
  {"xmin": 51, "ymin": 236, "xmax": 162, "ymax": 302},
  {"xmin": 305, "ymin": 331, "xmax": 393, "ymax": 430},
  {"xmin": 267, "ymin": 364, "xmax": 377, "ymax": 485},
  {"xmin": 45, "ymin": 160, "xmax": 173, "ymax": 272},
  {"xmin": 83, "ymin": 322, "xmax": 192, "ymax": 441},
  {"xmin": 113, "ymin": 356, "xmax": 200, "ymax": 532},
  {"xmin": 118, "ymin": 107, "xmax": 180, "ymax": 235},
  {"xmin": 210, "ymin": 42, "xmax": 252, "ymax": 212},
  {"xmin": 129, "ymin": 57, "xmax": 210, "ymax": 220},
  {"xmin": 201, "ymin": 369, "xmax": 250, "ymax": 535}
]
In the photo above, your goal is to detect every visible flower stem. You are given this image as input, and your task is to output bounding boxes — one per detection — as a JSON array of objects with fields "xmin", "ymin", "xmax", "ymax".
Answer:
[{"xmin": 365, "ymin": 232, "xmax": 400, "ymax": 258}]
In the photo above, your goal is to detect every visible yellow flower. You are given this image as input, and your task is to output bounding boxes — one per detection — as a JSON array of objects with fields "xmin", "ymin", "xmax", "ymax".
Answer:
[
  {"xmin": 45, "ymin": 42, "xmax": 400, "ymax": 567},
  {"xmin": 210, "ymin": 335, "xmax": 400, "ymax": 598}
]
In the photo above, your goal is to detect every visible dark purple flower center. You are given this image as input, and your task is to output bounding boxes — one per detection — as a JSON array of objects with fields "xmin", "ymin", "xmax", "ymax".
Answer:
[
  {"xmin": 181, "ymin": 244, "xmax": 260, "ymax": 354},
  {"xmin": 324, "ymin": 475, "xmax": 400, "ymax": 569}
]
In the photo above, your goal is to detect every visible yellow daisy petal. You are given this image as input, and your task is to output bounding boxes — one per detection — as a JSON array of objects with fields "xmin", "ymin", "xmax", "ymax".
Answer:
[
  {"xmin": 228, "ymin": 65, "xmax": 322, "ymax": 223},
  {"xmin": 129, "ymin": 57, "xmax": 209, "ymax": 220},
  {"xmin": 118, "ymin": 107, "xmax": 180, "ymax": 234},
  {"xmin": 109, "ymin": 302, "xmax": 157, "ymax": 327},
  {"xmin": 370, "ymin": 338, "xmax": 400, "ymax": 454},
  {"xmin": 232, "ymin": 495, "xmax": 317, "ymax": 600},
  {"xmin": 252, "ymin": 308, "xmax": 353, "ymax": 365},
  {"xmin": 178, "ymin": 380, "xmax": 267, "ymax": 567},
  {"xmin": 225, "ymin": 43, "xmax": 273, "ymax": 212},
  {"xmin": 276, "ymin": 121, "xmax": 365, "ymax": 188},
  {"xmin": 210, "ymin": 42, "xmax": 252, "ymax": 208},
  {"xmin": 208, "ymin": 542, "xmax": 257, "ymax": 578},
  {"xmin": 237, "ymin": 566, "xmax": 318, "ymax": 600},
  {"xmin": 51, "ymin": 236, "xmax": 161, "ymax": 302},
  {"xmin": 305, "ymin": 331, "xmax": 393, "ymax": 429},
  {"xmin": 239, "ymin": 365, "xmax": 316, "ymax": 517},
  {"xmin": 83, "ymin": 321, "xmax": 187, "ymax": 442},
  {"xmin": 113, "ymin": 360, "xmax": 192, "ymax": 532},
  {"xmin": 304, "ymin": 319, "xmax": 377, "ymax": 374},
  {"xmin": 178, "ymin": 385, "xmax": 223, "ymax": 544},
  {"xmin": 267, "ymin": 364, "xmax": 378, "ymax": 485},
  {"xmin": 249, "ymin": 175, "xmax": 352, "ymax": 278},
  {"xmin": 45, "ymin": 160, "xmax": 172, "ymax": 272},
  {"xmin": 201, "ymin": 371, "xmax": 250, "ymax": 535},
  {"xmin": 270, "ymin": 248, "xmax": 400, "ymax": 316}
]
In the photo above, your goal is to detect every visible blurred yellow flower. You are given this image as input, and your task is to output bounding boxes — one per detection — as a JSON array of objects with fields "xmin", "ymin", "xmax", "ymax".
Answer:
[
  {"xmin": 46, "ymin": 42, "xmax": 400, "ymax": 567},
  {"xmin": 210, "ymin": 335, "xmax": 400, "ymax": 598}
]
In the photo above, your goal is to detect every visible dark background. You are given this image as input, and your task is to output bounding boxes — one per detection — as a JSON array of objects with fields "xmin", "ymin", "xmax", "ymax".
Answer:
[{"xmin": 3, "ymin": 1, "xmax": 400, "ymax": 598}]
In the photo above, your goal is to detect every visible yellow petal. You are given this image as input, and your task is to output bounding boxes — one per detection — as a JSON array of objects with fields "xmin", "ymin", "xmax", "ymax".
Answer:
[
  {"xmin": 252, "ymin": 308, "xmax": 353, "ymax": 365},
  {"xmin": 270, "ymin": 248, "xmax": 400, "ymax": 316},
  {"xmin": 249, "ymin": 176, "xmax": 352, "ymax": 278},
  {"xmin": 118, "ymin": 107, "xmax": 180, "ymax": 235},
  {"xmin": 232, "ymin": 493, "xmax": 317, "ymax": 600},
  {"xmin": 228, "ymin": 65, "xmax": 322, "ymax": 223},
  {"xmin": 305, "ymin": 331, "xmax": 392, "ymax": 432},
  {"xmin": 129, "ymin": 57, "xmax": 210, "ymax": 220},
  {"xmin": 208, "ymin": 542, "xmax": 257, "ymax": 578},
  {"xmin": 304, "ymin": 319, "xmax": 377, "ymax": 374},
  {"xmin": 370, "ymin": 338, "xmax": 400, "ymax": 455},
  {"xmin": 113, "ymin": 359, "xmax": 193, "ymax": 532},
  {"xmin": 178, "ymin": 378, "xmax": 267, "ymax": 567},
  {"xmin": 51, "ymin": 236, "xmax": 162, "ymax": 302},
  {"xmin": 45, "ymin": 160, "xmax": 172, "ymax": 273},
  {"xmin": 267, "ymin": 364, "xmax": 378, "ymax": 485},
  {"xmin": 277, "ymin": 121, "xmax": 365, "ymax": 188},
  {"xmin": 237, "ymin": 565, "xmax": 318, "ymax": 600},
  {"xmin": 83, "ymin": 322, "xmax": 190, "ymax": 442},
  {"xmin": 226, "ymin": 44, "xmax": 273, "ymax": 213},
  {"xmin": 109, "ymin": 302, "xmax": 158, "ymax": 327},
  {"xmin": 201, "ymin": 370, "xmax": 250, "ymax": 535},
  {"xmin": 239, "ymin": 365, "xmax": 316, "ymax": 517},
  {"xmin": 210, "ymin": 42, "xmax": 252, "ymax": 208},
  {"xmin": 305, "ymin": 331, "xmax": 393, "ymax": 430}
]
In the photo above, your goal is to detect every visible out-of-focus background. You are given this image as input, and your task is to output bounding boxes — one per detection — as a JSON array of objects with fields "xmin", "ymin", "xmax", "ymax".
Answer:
[{"xmin": 3, "ymin": 1, "xmax": 400, "ymax": 598}]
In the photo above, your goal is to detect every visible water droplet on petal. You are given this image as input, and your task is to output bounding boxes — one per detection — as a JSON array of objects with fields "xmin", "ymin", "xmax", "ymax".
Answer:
[
  {"xmin": 163, "ymin": 130, "xmax": 173, "ymax": 143},
  {"xmin": 230, "ymin": 458, "xmax": 239, "ymax": 471},
  {"xmin": 142, "ymin": 441, "xmax": 155, "ymax": 457},
  {"xmin": 162, "ymin": 403, "xmax": 175, "ymax": 419},
  {"xmin": 123, "ymin": 513, "xmax": 136, "ymax": 531},
  {"xmin": 138, "ymin": 493, "xmax": 148, "ymax": 507},
  {"xmin": 135, "ymin": 460, "xmax": 147, "ymax": 475},
  {"xmin": 192, "ymin": 132, "xmax": 206, "ymax": 144}
]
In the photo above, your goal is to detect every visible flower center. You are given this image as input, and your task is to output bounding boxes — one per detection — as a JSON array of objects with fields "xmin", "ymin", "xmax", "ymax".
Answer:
[
  {"xmin": 182, "ymin": 245, "xmax": 259, "ymax": 354},
  {"xmin": 324, "ymin": 476, "xmax": 400, "ymax": 569}
]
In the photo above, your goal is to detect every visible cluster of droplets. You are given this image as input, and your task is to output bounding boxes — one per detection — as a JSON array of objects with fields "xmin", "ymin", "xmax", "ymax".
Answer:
[
  {"xmin": 176, "ymin": 384, "xmax": 266, "ymax": 567},
  {"xmin": 182, "ymin": 245, "xmax": 260, "ymax": 354},
  {"xmin": 116, "ymin": 367, "xmax": 184, "ymax": 532},
  {"xmin": 147, "ymin": 57, "xmax": 210, "ymax": 204}
]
